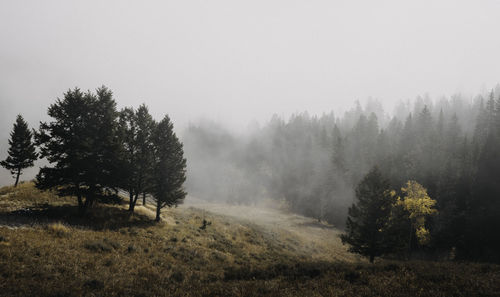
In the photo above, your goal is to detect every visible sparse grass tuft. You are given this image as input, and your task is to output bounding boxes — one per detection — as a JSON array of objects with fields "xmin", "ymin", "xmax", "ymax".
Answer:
[
  {"xmin": 84, "ymin": 238, "xmax": 121, "ymax": 252},
  {"xmin": 46, "ymin": 222, "xmax": 71, "ymax": 237}
]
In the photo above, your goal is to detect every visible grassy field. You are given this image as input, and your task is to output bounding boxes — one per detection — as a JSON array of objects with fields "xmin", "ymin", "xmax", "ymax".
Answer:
[{"xmin": 1, "ymin": 183, "xmax": 499, "ymax": 296}]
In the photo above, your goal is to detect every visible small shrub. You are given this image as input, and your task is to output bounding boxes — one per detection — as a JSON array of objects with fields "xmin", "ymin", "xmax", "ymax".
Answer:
[
  {"xmin": 46, "ymin": 222, "xmax": 71, "ymax": 237},
  {"xmin": 84, "ymin": 238, "xmax": 121, "ymax": 252}
]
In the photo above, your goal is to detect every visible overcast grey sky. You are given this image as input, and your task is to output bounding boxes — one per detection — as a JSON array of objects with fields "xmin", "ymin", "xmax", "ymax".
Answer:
[{"xmin": 1, "ymin": 0, "xmax": 500, "ymax": 185}]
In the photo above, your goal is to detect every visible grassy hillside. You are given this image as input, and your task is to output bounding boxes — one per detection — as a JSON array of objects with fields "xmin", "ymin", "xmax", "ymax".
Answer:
[{"xmin": 1, "ymin": 183, "xmax": 499, "ymax": 296}]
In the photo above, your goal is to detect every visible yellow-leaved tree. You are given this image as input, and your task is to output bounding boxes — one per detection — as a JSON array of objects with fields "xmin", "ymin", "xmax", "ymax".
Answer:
[{"xmin": 396, "ymin": 181, "xmax": 438, "ymax": 246}]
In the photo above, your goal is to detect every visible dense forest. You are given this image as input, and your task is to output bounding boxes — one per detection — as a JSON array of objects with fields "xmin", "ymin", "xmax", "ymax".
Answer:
[{"xmin": 184, "ymin": 86, "xmax": 500, "ymax": 262}]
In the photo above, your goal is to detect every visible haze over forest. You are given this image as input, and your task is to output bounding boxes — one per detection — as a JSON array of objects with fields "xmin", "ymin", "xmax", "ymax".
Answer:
[
  {"xmin": 3, "ymin": 2, "xmax": 500, "ymax": 295},
  {"xmin": 2, "ymin": 0, "xmax": 500, "ymax": 186}
]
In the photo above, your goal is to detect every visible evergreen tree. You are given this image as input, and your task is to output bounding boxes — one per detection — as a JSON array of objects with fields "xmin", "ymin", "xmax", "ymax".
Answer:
[
  {"xmin": 1, "ymin": 115, "xmax": 38, "ymax": 186},
  {"xmin": 151, "ymin": 115, "xmax": 187, "ymax": 222},
  {"xmin": 117, "ymin": 107, "xmax": 140, "ymax": 211},
  {"xmin": 135, "ymin": 105, "xmax": 156, "ymax": 206},
  {"xmin": 35, "ymin": 87, "xmax": 120, "ymax": 214},
  {"xmin": 117, "ymin": 104, "xmax": 156, "ymax": 211},
  {"xmin": 341, "ymin": 166, "xmax": 396, "ymax": 263}
]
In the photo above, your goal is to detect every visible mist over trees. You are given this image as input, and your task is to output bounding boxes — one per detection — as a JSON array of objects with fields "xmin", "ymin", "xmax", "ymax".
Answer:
[
  {"xmin": 2, "ymin": 84, "xmax": 500, "ymax": 262},
  {"xmin": 183, "ymin": 87, "xmax": 500, "ymax": 262}
]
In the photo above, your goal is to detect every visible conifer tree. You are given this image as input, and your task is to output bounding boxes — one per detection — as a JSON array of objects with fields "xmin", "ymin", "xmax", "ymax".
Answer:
[
  {"xmin": 151, "ymin": 115, "xmax": 187, "ymax": 222},
  {"xmin": 36, "ymin": 87, "xmax": 119, "ymax": 214},
  {"xmin": 341, "ymin": 166, "xmax": 397, "ymax": 263},
  {"xmin": 1, "ymin": 115, "xmax": 38, "ymax": 186},
  {"xmin": 117, "ymin": 104, "xmax": 156, "ymax": 212}
]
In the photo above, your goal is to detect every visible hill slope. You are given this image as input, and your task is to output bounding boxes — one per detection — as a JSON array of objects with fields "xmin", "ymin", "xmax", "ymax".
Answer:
[{"xmin": 1, "ymin": 183, "xmax": 499, "ymax": 297}]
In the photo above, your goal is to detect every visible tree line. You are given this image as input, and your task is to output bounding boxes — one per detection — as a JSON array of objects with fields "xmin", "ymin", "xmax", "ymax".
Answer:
[
  {"xmin": 3, "ymin": 85, "xmax": 500, "ymax": 262},
  {"xmin": 1, "ymin": 87, "xmax": 186, "ymax": 221},
  {"xmin": 184, "ymin": 87, "xmax": 500, "ymax": 262}
]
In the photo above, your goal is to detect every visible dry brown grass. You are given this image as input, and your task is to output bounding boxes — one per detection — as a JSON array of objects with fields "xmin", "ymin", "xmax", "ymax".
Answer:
[
  {"xmin": 0, "ymin": 183, "xmax": 499, "ymax": 296},
  {"xmin": 46, "ymin": 222, "xmax": 71, "ymax": 237},
  {"xmin": 0, "ymin": 181, "xmax": 72, "ymax": 206}
]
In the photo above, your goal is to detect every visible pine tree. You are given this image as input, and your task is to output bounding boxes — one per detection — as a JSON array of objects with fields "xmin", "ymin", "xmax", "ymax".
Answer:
[
  {"xmin": 117, "ymin": 107, "xmax": 140, "ymax": 211},
  {"xmin": 117, "ymin": 104, "xmax": 156, "ymax": 212},
  {"xmin": 135, "ymin": 105, "xmax": 156, "ymax": 206},
  {"xmin": 1, "ymin": 115, "xmax": 38, "ymax": 186},
  {"xmin": 341, "ymin": 166, "xmax": 396, "ymax": 263},
  {"xmin": 151, "ymin": 115, "xmax": 187, "ymax": 222},
  {"xmin": 35, "ymin": 87, "xmax": 120, "ymax": 214}
]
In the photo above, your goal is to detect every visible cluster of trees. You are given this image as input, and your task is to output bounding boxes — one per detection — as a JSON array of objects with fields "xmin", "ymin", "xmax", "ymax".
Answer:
[
  {"xmin": 184, "ymin": 87, "xmax": 500, "ymax": 262},
  {"xmin": 1, "ymin": 87, "xmax": 186, "ymax": 221},
  {"xmin": 341, "ymin": 167, "xmax": 437, "ymax": 263}
]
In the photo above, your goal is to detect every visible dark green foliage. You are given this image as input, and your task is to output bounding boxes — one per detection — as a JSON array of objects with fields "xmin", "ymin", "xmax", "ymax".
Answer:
[
  {"xmin": 1, "ymin": 115, "xmax": 38, "ymax": 186},
  {"xmin": 35, "ymin": 87, "xmax": 120, "ymax": 214},
  {"xmin": 33, "ymin": 86, "xmax": 187, "ymax": 220},
  {"xmin": 117, "ymin": 104, "xmax": 156, "ymax": 212},
  {"xmin": 151, "ymin": 115, "xmax": 187, "ymax": 221},
  {"xmin": 466, "ymin": 94, "xmax": 500, "ymax": 261},
  {"xmin": 341, "ymin": 167, "xmax": 396, "ymax": 263}
]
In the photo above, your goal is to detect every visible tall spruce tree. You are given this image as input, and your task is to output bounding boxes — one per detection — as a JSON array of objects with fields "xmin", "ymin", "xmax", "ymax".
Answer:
[
  {"xmin": 1, "ymin": 115, "xmax": 38, "ymax": 186},
  {"xmin": 151, "ymin": 115, "xmax": 187, "ymax": 222},
  {"xmin": 341, "ymin": 166, "xmax": 396, "ymax": 263}
]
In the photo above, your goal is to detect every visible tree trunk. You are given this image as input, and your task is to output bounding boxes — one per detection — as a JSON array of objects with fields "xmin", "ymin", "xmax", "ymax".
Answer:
[
  {"xmin": 77, "ymin": 193, "xmax": 83, "ymax": 209},
  {"xmin": 142, "ymin": 192, "xmax": 146, "ymax": 206},
  {"xmin": 369, "ymin": 254, "xmax": 374, "ymax": 263},
  {"xmin": 155, "ymin": 204, "xmax": 161, "ymax": 222},
  {"xmin": 80, "ymin": 196, "xmax": 92, "ymax": 216},
  {"xmin": 408, "ymin": 223, "xmax": 413, "ymax": 259},
  {"xmin": 14, "ymin": 168, "xmax": 20, "ymax": 187},
  {"xmin": 128, "ymin": 192, "xmax": 135, "ymax": 212},
  {"xmin": 133, "ymin": 193, "xmax": 139, "ymax": 207},
  {"xmin": 76, "ymin": 187, "xmax": 84, "ymax": 215}
]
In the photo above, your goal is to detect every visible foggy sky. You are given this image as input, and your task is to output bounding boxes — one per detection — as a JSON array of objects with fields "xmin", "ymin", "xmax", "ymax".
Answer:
[{"xmin": 1, "ymin": 0, "xmax": 500, "ymax": 185}]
